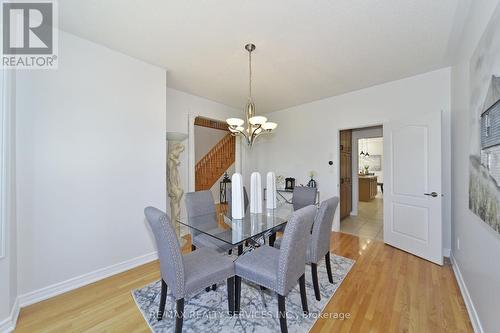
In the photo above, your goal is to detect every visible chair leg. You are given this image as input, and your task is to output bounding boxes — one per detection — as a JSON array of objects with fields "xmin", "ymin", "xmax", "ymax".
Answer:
[
  {"xmin": 205, "ymin": 286, "xmax": 211, "ymax": 292},
  {"xmin": 235, "ymin": 276, "xmax": 241, "ymax": 314},
  {"xmin": 227, "ymin": 277, "xmax": 235, "ymax": 315},
  {"xmin": 191, "ymin": 244, "xmax": 196, "ymax": 251},
  {"xmin": 212, "ymin": 284, "xmax": 217, "ymax": 291},
  {"xmin": 238, "ymin": 244, "xmax": 243, "ymax": 255},
  {"xmin": 299, "ymin": 274, "xmax": 308, "ymax": 314},
  {"xmin": 325, "ymin": 252, "xmax": 333, "ymax": 284},
  {"xmin": 277, "ymin": 294, "xmax": 288, "ymax": 333},
  {"xmin": 228, "ymin": 249, "xmax": 232, "ymax": 255},
  {"xmin": 158, "ymin": 279, "xmax": 167, "ymax": 320},
  {"xmin": 311, "ymin": 263, "xmax": 321, "ymax": 301},
  {"xmin": 175, "ymin": 298, "xmax": 184, "ymax": 333},
  {"xmin": 269, "ymin": 232, "xmax": 276, "ymax": 247}
]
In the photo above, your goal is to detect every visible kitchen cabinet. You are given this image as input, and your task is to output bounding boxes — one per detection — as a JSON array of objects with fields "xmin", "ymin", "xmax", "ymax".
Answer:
[{"xmin": 359, "ymin": 175, "xmax": 378, "ymax": 201}]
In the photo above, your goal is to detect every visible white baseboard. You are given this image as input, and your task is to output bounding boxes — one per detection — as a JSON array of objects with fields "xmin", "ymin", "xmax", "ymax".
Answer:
[
  {"xmin": 0, "ymin": 298, "xmax": 19, "ymax": 333},
  {"xmin": 443, "ymin": 248, "xmax": 451, "ymax": 257},
  {"xmin": 450, "ymin": 252, "xmax": 483, "ymax": 333},
  {"xmin": 18, "ymin": 251, "xmax": 158, "ymax": 308}
]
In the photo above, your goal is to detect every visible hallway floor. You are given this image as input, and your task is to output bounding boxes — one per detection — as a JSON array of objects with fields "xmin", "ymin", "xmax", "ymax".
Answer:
[{"xmin": 340, "ymin": 193, "xmax": 383, "ymax": 240}]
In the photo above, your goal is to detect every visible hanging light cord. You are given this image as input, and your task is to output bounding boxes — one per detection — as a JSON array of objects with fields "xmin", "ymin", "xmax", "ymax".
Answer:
[{"xmin": 248, "ymin": 48, "xmax": 252, "ymax": 101}]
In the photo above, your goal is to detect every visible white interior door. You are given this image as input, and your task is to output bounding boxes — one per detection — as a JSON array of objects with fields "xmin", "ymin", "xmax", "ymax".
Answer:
[{"xmin": 384, "ymin": 111, "xmax": 443, "ymax": 265}]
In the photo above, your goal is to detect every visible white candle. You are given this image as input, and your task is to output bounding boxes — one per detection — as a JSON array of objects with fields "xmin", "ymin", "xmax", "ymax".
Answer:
[
  {"xmin": 266, "ymin": 171, "xmax": 277, "ymax": 209},
  {"xmin": 250, "ymin": 172, "xmax": 263, "ymax": 213},
  {"xmin": 231, "ymin": 173, "xmax": 245, "ymax": 219}
]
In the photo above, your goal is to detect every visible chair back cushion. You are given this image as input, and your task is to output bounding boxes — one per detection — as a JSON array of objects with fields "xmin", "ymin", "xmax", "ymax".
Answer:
[
  {"xmin": 309, "ymin": 197, "xmax": 339, "ymax": 263},
  {"xmin": 185, "ymin": 191, "xmax": 217, "ymax": 237},
  {"xmin": 144, "ymin": 207, "xmax": 185, "ymax": 298},
  {"xmin": 277, "ymin": 205, "xmax": 316, "ymax": 295},
  {"xmin": 185, "ymin": 190, "xmax": 216, "ymax": 216},
  {"xmin": 292, "ymin": 186, "xmax": 317, "ymax": 211}
]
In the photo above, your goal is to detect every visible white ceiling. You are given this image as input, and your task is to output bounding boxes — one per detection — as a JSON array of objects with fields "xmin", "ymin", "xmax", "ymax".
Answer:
[{"xmin": 59, "ymin": 0, "xmax": 465, "ymax": 113}]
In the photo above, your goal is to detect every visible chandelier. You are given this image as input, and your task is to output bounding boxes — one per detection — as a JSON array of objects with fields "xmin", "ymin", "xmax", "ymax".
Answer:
[{"xmin": 226, "ymin": 43, "xmax": 277, "ymax": 146}]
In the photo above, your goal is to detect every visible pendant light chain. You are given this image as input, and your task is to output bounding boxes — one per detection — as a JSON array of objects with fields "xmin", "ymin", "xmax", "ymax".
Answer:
[
  {"xmin": 226, "ymin": 43, "xmax": 278, "ymax": 147},
  {"xmin": 248, "ymin": 48, "xmax": 252, "ymax": 102}
]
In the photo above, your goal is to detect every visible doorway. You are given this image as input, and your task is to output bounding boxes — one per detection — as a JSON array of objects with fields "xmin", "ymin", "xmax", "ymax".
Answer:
[
  {"xmin": 193, "ymin": 116, "xmax": 235, "ymax": 202},
  {"xmin": 340, "ymin": 126, "xmax": 384, "ymax": 240}
]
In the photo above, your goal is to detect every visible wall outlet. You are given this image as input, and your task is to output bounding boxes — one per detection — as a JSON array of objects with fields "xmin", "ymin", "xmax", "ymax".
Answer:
[{"xmin": 457, "ymin": 238, "xmax": 460, "ymax": 250}]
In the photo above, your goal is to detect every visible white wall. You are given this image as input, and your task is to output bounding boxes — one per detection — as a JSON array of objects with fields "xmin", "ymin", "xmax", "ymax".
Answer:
[
  {"xmin": 13, "ymin": 32, "xmax": 242, "ymax": 303},
  {"xmin": 351, "ymin": 127, "xmax": 383, "ymax": 216},
  {"xmin": 166, "ymin": 88, "xmax": 239, "ymax": 135},
  {"xmin": 15, "ymin": 31, "xmax": 168, "ymax": 298},
  {"xmin": 247, "ymin": 68, "xmax": 451, "ymax": 240},
  {"xmin": 450, "ymin": 1, "xmax": 500, "ymax": 331},
  {"xmin": 0, "ymin": 70, "xmax": 18, "ymax": 331}
]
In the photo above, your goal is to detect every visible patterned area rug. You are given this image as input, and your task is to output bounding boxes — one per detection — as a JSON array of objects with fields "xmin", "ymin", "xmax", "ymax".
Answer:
[{"xmin": 132, "ymin": 254, "xmax": 354, "ymax": 333}]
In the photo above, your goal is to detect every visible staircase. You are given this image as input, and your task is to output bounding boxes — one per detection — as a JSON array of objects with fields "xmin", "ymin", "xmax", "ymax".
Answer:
[{"xmin": 195, "ymin": 133, "xmax": 235, "ymax": 191}]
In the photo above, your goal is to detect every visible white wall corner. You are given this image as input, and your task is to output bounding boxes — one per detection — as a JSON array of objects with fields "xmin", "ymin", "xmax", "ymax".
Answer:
[
  {"xmin": 18, "ymin": 251, "xmax": 158, "ymax": 308},
  {"xmin": 0, "ymin": 298, "xmax": 19, "ymax": 333},
  {"xmin": 187, "ymin": 113, "xmax": 196, "ymax": 193},
  {"xmin": 443, "ymin": 248, "xmax": 451, "ymax": 257},
  {"xmin": 450, "ymin": 253, "xmax": 484, "ymax": 333}
]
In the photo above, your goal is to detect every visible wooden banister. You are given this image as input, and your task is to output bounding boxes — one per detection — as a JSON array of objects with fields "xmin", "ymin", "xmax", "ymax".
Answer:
[{"xmin": 195, "ymin": 133, "xmax": 235, "ymax": 191}]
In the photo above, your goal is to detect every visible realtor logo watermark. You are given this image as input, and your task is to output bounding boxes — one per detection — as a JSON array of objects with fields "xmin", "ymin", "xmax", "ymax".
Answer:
[{"xmin": 1, "ymin": 0, "xmax": 58, "ymax": 69}]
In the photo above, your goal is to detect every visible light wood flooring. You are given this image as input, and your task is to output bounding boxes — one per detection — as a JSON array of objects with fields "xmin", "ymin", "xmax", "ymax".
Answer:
[{"xmin": 13, "ymin": 232, "xmax": 472, "ymax": 333}]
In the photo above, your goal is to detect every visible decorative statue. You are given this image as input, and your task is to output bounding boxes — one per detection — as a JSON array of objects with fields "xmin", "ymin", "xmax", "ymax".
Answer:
[{"xmin": 166, "ymin": 132, "xmax": 188, "ymax": 245}]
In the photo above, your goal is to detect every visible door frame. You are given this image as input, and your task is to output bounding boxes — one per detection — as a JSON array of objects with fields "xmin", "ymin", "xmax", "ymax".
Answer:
[
  {"xmin": 337, "ymin": 123, "xmax": 384, "ymax": 222},
  {"xmin": 188, "ymin": 114, "xmax": 242, "ymax": 193},
  {"xmin": 351, "ymin": 127, "xmax": 384, "ymax": 216}
]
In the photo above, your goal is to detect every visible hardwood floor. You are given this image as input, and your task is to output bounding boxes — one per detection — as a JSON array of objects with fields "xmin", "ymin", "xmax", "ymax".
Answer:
[{"xmin": 14, "ymin": 233, "xmax": 472, "ymax": 332}]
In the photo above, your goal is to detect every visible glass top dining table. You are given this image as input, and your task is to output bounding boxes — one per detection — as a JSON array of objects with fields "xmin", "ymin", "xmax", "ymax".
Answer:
[{"xmin": 177, "ymin": 201, "xmax": 294, "ymax": 246}]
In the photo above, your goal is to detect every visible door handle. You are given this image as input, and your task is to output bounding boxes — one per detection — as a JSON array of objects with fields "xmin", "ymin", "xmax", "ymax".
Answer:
[{"xmin": 424, "ymin": 192, "xmax": 438, "ymax": 197}]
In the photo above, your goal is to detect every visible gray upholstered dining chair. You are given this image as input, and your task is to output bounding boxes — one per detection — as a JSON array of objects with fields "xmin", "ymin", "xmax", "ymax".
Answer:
[
  {"xmin": 185, "ymin": 190, "xmax": 234, "ymax": 254},
  {"xmin": 268, "ymin": 186, "xmax": 317, "ymax": 246},
  {"xmin": 144, "ymin": 207, "xmax": 235, "ymax": 333},
  {"xmin": 292, "ymin": 186, "xmax": 317, "ymax": 211},
  {"xmin": 234, "ymin": 205, "xmax": 317, "ymax": 333},
  {"xmin": 274, "ymin": 197, "xmax": 339, "ymax": 301}
]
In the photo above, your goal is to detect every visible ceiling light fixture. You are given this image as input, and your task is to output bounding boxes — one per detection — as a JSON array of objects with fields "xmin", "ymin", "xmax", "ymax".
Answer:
[{"xmin": 226, "ymin": 43, "xmax": 277, "ymax": 147}]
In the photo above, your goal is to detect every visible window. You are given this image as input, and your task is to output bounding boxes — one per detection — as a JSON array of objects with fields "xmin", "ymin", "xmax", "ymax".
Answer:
[{"xmin": 485, "ymin": 113, "xmax": 491, "ymax": 137}]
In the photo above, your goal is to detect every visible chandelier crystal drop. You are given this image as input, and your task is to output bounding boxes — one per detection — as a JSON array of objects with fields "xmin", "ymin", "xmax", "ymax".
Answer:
[{"xmin": 226, "ymin": 43, "xmax": 277, "ymax": 147}]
